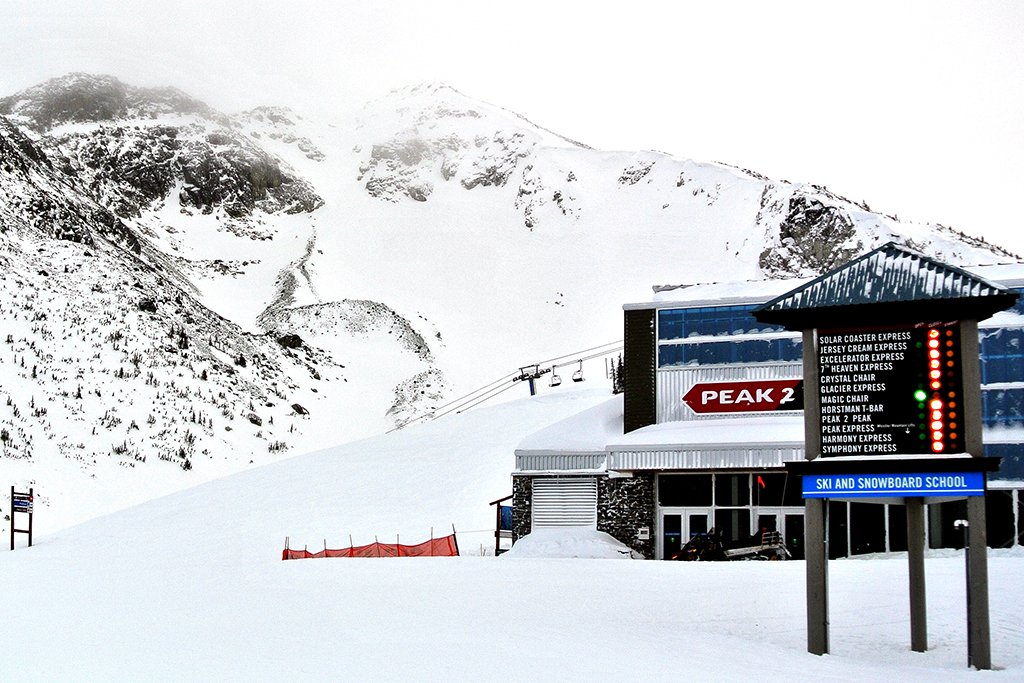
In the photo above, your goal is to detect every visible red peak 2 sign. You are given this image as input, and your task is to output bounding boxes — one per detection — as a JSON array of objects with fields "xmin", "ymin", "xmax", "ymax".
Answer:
[{"xmin": 683, "ymin": 379, "xmax": 804, "ymax": 414}]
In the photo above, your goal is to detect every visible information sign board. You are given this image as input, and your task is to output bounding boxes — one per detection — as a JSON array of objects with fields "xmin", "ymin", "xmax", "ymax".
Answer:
[
  {"xmin": 818, "ymin": 323, "xmax": 963, "ymax": 457},
  {"xmin": 682, "ymin": 379, "xmax": 803, "ymax": 414},
  {"xmin": 802, "ymin": 471, "xmax": 984, "ymax": 498}
]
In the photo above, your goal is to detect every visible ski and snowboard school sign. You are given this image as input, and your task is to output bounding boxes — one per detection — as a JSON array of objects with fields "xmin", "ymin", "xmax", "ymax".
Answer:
[
  {"xmin": 753, "ymin": 242, "xmax": 1018, "ymax": 671},
  {"xmin": 803, "ymin": 471, "xmax": 985, "ymax": 498}
]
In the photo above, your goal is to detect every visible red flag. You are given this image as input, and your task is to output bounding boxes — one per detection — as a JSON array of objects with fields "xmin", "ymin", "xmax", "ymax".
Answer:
[{"xmin": 757, "ymin": 476, "xmax": 765, "ymax": 489}]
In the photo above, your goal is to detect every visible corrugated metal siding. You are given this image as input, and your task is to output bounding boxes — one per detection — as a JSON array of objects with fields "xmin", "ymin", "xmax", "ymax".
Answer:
[
  {"xmin": 657, "ymin": 362, "xmax": 802, "ymax": 423},
  {"xmin": 532, "ymin": 478, "xmax": 598, "ymax": 527},
  {"xmin": 759, "ymin": 242, "xmax": 1011, "ymax": 313},
  {"xmin": 608, "ymin": 447, "xmax": 804, "ymax": 470},
  {"xmin": 515, "ymin": 453, "xmax": 607, "ymax": 472},
  {"xmin": 624, "ymin": 308, "xmax": 656, "ymax": 433}
]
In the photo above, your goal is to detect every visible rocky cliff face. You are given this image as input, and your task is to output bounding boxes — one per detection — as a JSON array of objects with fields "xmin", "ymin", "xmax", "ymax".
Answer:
[
  {"xmin": 0, "ymin": 99, "xmax": 345, "ymax": 483},
  {"xmin": 2, "ymin": 74, "xmax": 323, "ymax": 228}
]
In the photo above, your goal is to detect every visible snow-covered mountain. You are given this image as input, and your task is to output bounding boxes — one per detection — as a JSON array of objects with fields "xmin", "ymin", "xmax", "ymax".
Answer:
[{"xmin": 0, "ymin": 73, "xmax": 1016, "ymax": 531}]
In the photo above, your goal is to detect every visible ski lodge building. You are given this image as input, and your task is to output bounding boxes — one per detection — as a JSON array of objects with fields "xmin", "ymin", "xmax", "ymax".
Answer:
[{"xmin": 511, "ymin": 246, "xmax": 1024, "ymax": 559}]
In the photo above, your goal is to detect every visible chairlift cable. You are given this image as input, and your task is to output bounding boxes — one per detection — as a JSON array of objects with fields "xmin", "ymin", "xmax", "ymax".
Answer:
[
  {"xmin": 455, "ymin": 381, "xmax": 519, "ymax": 414},
  {"xmin": 386, "ymin": 371, "xmax": 521, "ymax": 432},
  {"xmin": 390, "ymin": 340, "xmax": 624, "ymax": 431},
  {"xmin": 551, "ymin": 347, "xmax": 623, "ymax": 369},
  {"xmin": 432, "ymin": 381, "xmax": 519, "ymax": 420}
]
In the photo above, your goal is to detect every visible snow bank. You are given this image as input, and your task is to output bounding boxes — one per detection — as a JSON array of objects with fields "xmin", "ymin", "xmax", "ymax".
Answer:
[{"xmin": 503, "ymin": 527, "xmax": 642, "ymax": 559}]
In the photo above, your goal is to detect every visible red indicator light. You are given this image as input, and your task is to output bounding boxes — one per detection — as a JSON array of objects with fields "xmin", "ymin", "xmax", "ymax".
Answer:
[
  {"xmin": 932, "ymin": 430, "xmax": 944, "ymax": 440},
  {"xmin": 928, "ymin": 329, "xmax": 940, "ymax": 338},
  {"xmin": 930, "ymin": 370, "xmax": 942, "ymax": 379},
  {"xmin": 928, "ymin": 340, "xmax": 940, "ymax": 349},
  {"xmin": 930, "ymin": 360, "xmax": 940, "ymax": 369},
  {"xmin": 932, "ymin": 442, "xmax": 945, "ymax": 452},
  {"xmin": 931, "ymin": 381, "xmax": 941, "ymax": 389},
  {"xmin": 930, "ymin": 399, "xmax": 943, "ymax": 410},
  {"xmin": 929, "ymin": 350, "xmax": 940, "ymax": 359},
  {"xmin": 931, "ymin": 410, "xmax": 942, "ymax": 420},
  {"xmin": 931, "ymin": 421, "xmax": 943, "ymax": 431}
]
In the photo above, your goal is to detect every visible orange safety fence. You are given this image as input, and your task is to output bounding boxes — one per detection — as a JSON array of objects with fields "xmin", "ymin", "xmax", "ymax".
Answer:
[{"xmin": 283, "ymin": 534, "xmax": 459, "ymax": 560}]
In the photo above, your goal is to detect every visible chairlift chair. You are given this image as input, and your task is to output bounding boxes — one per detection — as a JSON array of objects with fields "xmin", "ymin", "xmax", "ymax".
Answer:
[
  {"xmin": 572, "ymin": 360, "xmax": 585, "ymax": 383},
  {"xmin": 550, "ymin": 367, "xmax": 562, "ymax": 387}
]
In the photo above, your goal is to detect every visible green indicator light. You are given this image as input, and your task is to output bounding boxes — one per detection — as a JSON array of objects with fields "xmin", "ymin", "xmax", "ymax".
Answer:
[
  {"xmin": 916, "ymin": 341, "xmax": 923, "ymax": 348},
  {"xmin": 919, "ymin": 434, "xmax": 926, "ymax": 440},
  {"xmin": 914, "ymin": 390, "xmax": 927, "ymax": 401}
]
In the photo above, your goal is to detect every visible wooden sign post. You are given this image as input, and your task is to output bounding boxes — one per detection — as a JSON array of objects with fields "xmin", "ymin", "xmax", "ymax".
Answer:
[{"xmin": 10, "ymin": 486, "xmax": 34, "ymax": 550}]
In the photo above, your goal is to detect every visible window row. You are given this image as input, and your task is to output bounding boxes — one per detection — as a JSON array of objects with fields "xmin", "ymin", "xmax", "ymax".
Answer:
[
  {"xmin": 980, "ymin": 327, "xmax": 1024, "ymax": 385},
  {"xmin": 658, "ymin": 305, "xmax": 786, "ymax": 341},
  {"xmin": 981, "ymin": 388, "xmax": 1024, "ymax": 427},
  {"xmin": 658, "ymin": 472, "xmax": 805, "ymax": 509},
  {"xmin": 656, "ymin": 301, "xmax": 1024, "ymax": 369},
  {"xmin": 658, "ymin": 337, "xmax": 803, "ymax": 367}
]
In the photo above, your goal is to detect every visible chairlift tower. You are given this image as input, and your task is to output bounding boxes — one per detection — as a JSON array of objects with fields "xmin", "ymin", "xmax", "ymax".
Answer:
[{"xmin": 515, "ymin": 365, "xmax": 550, "ymax": 396}]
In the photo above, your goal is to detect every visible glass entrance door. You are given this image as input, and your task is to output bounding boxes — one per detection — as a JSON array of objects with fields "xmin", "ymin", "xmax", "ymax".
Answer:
[
  {"xmin": 662, "ymin": 510, "xmax": 710, "ymax": 559},
  {"xmin": 785, "ymin": 514, "xmax": 805, "ymax": 560},
  {"xmin": 663, "ymin": 514, "xmax": 682, "ymax": 559}
]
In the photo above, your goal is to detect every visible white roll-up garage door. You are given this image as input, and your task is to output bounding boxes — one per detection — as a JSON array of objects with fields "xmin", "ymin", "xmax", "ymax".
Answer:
[{"xmin": 532, "ymin": 477, "xmax": 598, "ymax": 528}]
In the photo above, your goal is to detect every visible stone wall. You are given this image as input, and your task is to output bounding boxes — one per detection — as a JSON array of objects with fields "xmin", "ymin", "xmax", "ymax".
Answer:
[
  {"xmin": 598, "ymin": 473, "xmax": 656, "ymax": 558},
  {"xmin": 511, "ymin": 475, "xmax": 532, "ymax": 543}
]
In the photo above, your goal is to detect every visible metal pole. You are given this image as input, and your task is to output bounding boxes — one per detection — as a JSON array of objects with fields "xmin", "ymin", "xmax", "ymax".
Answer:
[
  {"xmin": 966, "ymin": 496, "xmax": 992, "ymax": 669},
  {"xmin": 806, "ymin": 497, "xmax": 830, "ymax": 655},
  {"xmin": 801, "ymin": 327, "xmax": 828, "ymax": 656},
  {"xmin": 907, "ymin": 497, "xmax": 928, "ymax": 652},
  {"xmin": 955, "ymin": 518, "xmax": 971, "ymax": 667},
  {"xmin": 9, "ymin": 485, "xmax": 13, "ymax": 551}
]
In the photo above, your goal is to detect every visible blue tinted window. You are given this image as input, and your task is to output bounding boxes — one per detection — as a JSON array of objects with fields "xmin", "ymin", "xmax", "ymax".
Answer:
[
  {"xmin": 658, "ymin": 305, "xmax": 786, "ymax": 341},
  {"xmin": 982, "ymin": 388, "xmax": 1024, "ymax": 427},
  {"xmin": 1011, "ymin": 288, "xmax": 1024, "ymax": 316},
  {"xmin": 984, "ymin": 443, "xmax": 1024, "ymax": 480},
  {"xmin": 659, "ymin": 337, "xmax": 803, "ymax": 367},
  {"xmin": 980, "ymin": 327, "xmax": 1024, "ymax": 385}
]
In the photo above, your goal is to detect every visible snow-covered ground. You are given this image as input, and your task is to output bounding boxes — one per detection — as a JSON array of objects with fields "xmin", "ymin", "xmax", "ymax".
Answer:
[{"xmin": 3, "ymin": 388, "xmax": 1022, "ymax": 681}]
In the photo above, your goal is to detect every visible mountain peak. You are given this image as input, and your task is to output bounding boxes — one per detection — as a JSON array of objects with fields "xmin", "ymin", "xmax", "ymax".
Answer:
[{"xmin": 0, "ymin": 72, "xmax": 225, "ymax": 131}]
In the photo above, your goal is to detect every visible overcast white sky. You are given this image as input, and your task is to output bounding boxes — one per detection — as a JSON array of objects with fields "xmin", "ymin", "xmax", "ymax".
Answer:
[{"xmin": 2, "ymin": 1, "xmax": 1023, "ymax": 255}]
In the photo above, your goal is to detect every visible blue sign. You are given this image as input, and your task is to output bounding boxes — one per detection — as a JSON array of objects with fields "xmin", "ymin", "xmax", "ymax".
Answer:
[{"xmin": 802, "ymin": 472, "xmax": 985, "ymax": 498}]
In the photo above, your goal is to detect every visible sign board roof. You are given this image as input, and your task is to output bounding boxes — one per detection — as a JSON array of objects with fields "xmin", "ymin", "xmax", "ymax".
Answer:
[{"xmin": 753, "ymin": 242, "xmax": 1018, "ymax": 328}]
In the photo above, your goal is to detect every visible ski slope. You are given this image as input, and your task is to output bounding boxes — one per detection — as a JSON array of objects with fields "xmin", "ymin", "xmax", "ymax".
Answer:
[{"xmin": 2, "ymin": 388, "xmax": 1022, "ymax": 681}]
